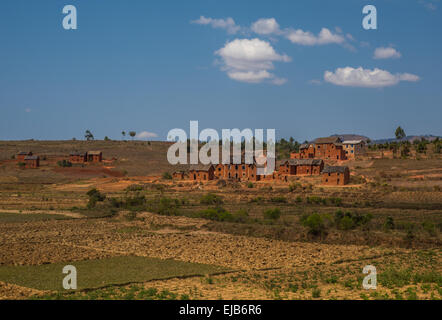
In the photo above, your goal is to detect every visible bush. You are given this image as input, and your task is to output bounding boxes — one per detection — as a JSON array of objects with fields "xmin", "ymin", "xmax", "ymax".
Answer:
[
  {"xmin": 232, "ymin": 209, "xmax": 249, "ymax": 223},
  {"xmin": 162, "ymin": 172, "xmax": 172, "ymax": 180},
  {"xmin": 250, "ymin": 196, "xmax": 264, "ymax": 204},
  {"xmin": 289, "ymin": 183, "xmax": 302, "ymax": 192},
  {"xmin": 247, "ymin": 182, "xmax": 254, "ymax": 188},
  {"xmin": 328, "ymin": 197, "xmax": 342, "ymax": 206},
  {"xmin": 86, "ymin": 188, "xmax": 106, "ymax": 208},
  {"xmin": 270, "ymin": 196, "xmax": 287, "ymax": 203},
  {"xmin": 197, "ymin": 207, "xmax": 233, "ymax": 221},
  {"xmin": 384, "ymin": 216, "xmax": 395, "ymax": 230},
  {"xmin": 200, "ymin": 193, "xmax": 223, "ymax": 205},
  {"xmin": 263, "ymin": 208, "xmax": 281, "ymax": 220},
  {"xmin": 422, "ymin": 221, "xmax": 437, "ymax": 236},
  {"xmin": 57, "ymin": 160, "xmax": 72, "ymax": 167},
  {"xmin": 300, "ymin": 213, "xmax": 328, "ymax": 236},
  {"xmin": 334, "ymin": 210, "xmax": 373, "ymax": 230},
  {"xmin": 146, "ymin": 197, "xmax": 181, "ymax": 216}
]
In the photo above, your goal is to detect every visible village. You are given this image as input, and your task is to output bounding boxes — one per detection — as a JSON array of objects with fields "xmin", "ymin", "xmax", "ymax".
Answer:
[
  {"xmin": 172, "ymin": 137, "xmax": 366, "ymax": 186},
  {"xmin": 13, "ymin": 136, "xmax": 367, "ymax": 187}
]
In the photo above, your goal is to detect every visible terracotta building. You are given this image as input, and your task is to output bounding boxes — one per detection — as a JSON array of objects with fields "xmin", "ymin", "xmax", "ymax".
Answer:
[
  {"xmin": 17, "ymin": 151, "xmax": 32, "ymax": 162},
  {"xmin": 87, "ymin": 151, "xmax": 102, "ymax": 163},
  {"xmin": 172, "ymin": 171, "xmax": 188, "ymax": 180},
  {"xmin": 188, "ymin": 164, "xmax": 215, "ymax": 181},
  {"xmin": 279, "ymin": 159, "xmax": 324, "ymax": 176},
  {"xmin": 24, "ymin": 155, "xmax": 40, "ymax": 169},
  {"xmin": 314, "ymin": 137, "xmax": 346, "ymax": 160},
  {"xmin": 291, "ymin": 144, "xmax": 315, "ymax": 159},
  {"xmin": 321, "ymin": 166, "xmax": 350, "ymax": 185},
  {"xmin": 342, "ymin": 140, "xmax": 366, "ymax": 159},
  {"xmin": 69, "ymin": 152, "xmax": 87, "ymax": 163}
]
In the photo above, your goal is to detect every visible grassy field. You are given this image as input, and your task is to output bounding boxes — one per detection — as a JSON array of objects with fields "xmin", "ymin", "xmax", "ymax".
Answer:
[
  {"xmin": 0, "ymin": 212, "xmax": 72, "ymax": 223},
  {"xmin": 0, "ymin": 256, "xmax": 229, "ymax": 291}
]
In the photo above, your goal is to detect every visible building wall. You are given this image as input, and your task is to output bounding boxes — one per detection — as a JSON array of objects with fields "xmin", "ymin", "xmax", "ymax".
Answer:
[
  {"xmin": 189, "ymin": 168, "xmax": 214, "ymax": 181},
  {"xmin": 343, "ymin": 143, "xmax": 366, "ymax": 159},
  {"xmin": 25, "ymin": 159, "xmax": 39, "ymax": 169},
  {"xmin": 322, "ymin": 170, "xmax": 350, "ymax": 185},
  {"xmin": 70, "ymin": 155, "xmax": 86, "ymax": 163}
]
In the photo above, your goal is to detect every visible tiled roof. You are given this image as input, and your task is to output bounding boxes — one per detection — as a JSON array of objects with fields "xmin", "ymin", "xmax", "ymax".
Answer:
[
  {"xmin": 314, "ymin": 137, "xmax": 342, "ymax": 144},
  {"xmin": 322, "ymin": 165, "xmax": 348, "ymax": 173}
]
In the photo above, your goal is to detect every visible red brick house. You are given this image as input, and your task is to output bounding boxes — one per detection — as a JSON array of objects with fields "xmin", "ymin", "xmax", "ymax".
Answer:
[
  {"xmin": 322, "ymin": 166, "xmax": 350, "ymax": 185},
  {"xmin": 172, "ymin": 171, "xmax": 188, "ymax": 180},
  {"xmin": 314, "ymin": 137, "xmax": 346, "ymax": 160},
  {"xmin": 291, "ymin": 144, "xmax": 315, "ymax": 159},
  {"xmin": 17, "ymin": 151, "xmax": 32, "ymax": 162},
  {"xmin": 189, "ymin": 164, "xmax": 215, "ymax": 181},
  {"xmin": 69, "ymin": 152, "xmax": 87, "ymax": 163},
  {"xmin": 87, "ymin": 151, "xmax": 102, "ymax": 163},
  {"xmin": 279, "ymin": 159, "xmax": 324, "ymax": 176},
  {"xmin": 24, "ymin": 155, "xmax": 40, "ymax": 169}
]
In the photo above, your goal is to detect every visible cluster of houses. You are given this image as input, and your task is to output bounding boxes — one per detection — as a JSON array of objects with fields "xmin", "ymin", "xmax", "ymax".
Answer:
[
  {"xmin": 290, "ymin": 137, "xmax": 366, "ymax": 160},
  {"xmin": 16, "ymin": 151, "xmax": 40, "ymax": 169},
  {"xmin": 16, "ymin": 150, "xmax": 103, "ymax": 169},
  {"xmin": 172, "ymin": 137, "xmax": 364, "ymax": 186},
  {"xmin": 69, "ymin": 151, "xmax": 103, "ymax": 163}
]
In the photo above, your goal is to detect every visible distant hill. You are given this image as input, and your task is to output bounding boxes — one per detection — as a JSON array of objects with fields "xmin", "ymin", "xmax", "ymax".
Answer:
[
  {"xmin": 373, "ymin": 135, "xmax": 441, "ymax": 144},
  {"xmin": 329, "ymin": 134, "xmax": 371, "ymax": 142}
]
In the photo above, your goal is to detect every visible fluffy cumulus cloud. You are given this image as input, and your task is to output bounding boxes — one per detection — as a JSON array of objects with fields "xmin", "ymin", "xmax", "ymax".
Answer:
[
  {"xmin": 373, "ymin": 47, "xmax": 402, "ymax": 59},
  {"xmin": 251, "ymin": 18, "xmax": 281, "ymax": 35},
  {"xmin": 324, "ymin": 67, "xmax": 420, "ymax": 88},
  {"xmin": 215, "ymin": 38, "xmax": 290, "ymax": 84},
  {"xmin": 285, "ymin": 28, "xmax": 345, "ymax": 46},
  {"xmin": 136, "ymin": 131, "xmax": 158, "ymax": 139},
  {"xmin": 191, "ymin": 16, "xmax": 240, "ymax": 34}
]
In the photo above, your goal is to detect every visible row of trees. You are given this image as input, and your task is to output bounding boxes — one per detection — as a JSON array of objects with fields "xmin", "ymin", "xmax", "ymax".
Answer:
[{"xmin": 82, "ymin": 130, "xmax": 137, "ymax": 141}]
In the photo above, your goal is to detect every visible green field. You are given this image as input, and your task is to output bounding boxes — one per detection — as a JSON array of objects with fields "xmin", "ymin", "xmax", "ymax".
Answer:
[
  {"xmin": 0, "ymin": 256, "xmax": 229, "ymax": 291},
  {"xmin": 0, "ymin": 212, "xmax": 72, "ymax": 223}
]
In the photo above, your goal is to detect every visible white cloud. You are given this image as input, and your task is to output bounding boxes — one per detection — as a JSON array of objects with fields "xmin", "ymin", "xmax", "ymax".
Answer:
[
  {"xmin": 374, "ymin": 47, "xmax": 402, "ymax": 59},
  {"xmin": 215, "ymin": 38, "xmax": 290, "ymax": 84},
  {"xmin": 324, "ymin": 67, "xmax": 420, "ymax": 88},
  {"xmin": 191, "ymin": 16, "xmax": 240, "ymax": 34},
  {"xmin": 251, "ymin": 18, "xmax": 281, "ymax": 35},
  {"xmin": 136, "ymin": 131, "xmax": 158, "ymax": 139},
  {"xmin": 285, "ymin": 27, "xmax": 345, "ymax": 46}
]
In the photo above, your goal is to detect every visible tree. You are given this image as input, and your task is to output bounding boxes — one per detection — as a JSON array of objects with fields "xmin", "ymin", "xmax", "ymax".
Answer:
[
  {"xmin": 84, "ymin": 130, "xmax": 94, "ymax": 141},
  {"xmin": 129, "ymin": 131, "xmax": 136, "ymax": 140},
  {"xmin": 121, "ymin": 131, "xmax": 126, "ymax": 140},
  {"xmin": 395, "ymin": 126, "xmax": 406, "ymax": 140}
]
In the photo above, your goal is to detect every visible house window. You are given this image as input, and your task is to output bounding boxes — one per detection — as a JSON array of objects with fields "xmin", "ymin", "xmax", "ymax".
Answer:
[
  {"xmin": 242, "ymin": 165, "xmax": 245, "ymax": 170},
  {"xmin": 235, "ymin": 165, "xmax": 238, "ymax": 170},
  {"xmin": 326, "ymin": 179, "xmax": 328, "ymax": 182}
]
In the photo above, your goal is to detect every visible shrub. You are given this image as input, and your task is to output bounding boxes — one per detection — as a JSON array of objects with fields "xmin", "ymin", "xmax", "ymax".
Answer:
[
  {"xmin": 422, "ymin": 221, "xmax": 437, "ymax": 236},
  {"xmin": 295, "ymin": 196, "xmax": 302, "ymax": 203},
  {"xmin": 301, "ymin": 213, "xmax": 328, "ymax": 236},
  {"xmin": 57, "ymin": 160, "xmax": 72, "ymax": 167},
  {"xmin": 200, "ymin": 193, "xmax": 223, "ymax": 205},
  {"xmin": 125, "ymin": 184, "xmax": 144, "ymax": 192},
  {"xmin": 328, "ymin": 197, "xmax": 342, "ymax": 206},
  {"xmin": 289, "ymin": 182, "xmax": 302, "ymax": 192},
  {"xmin": 263, "ymin": 208, "xmax": 281, "ymax": 220},
  {"xmin": 86, "ymin": 188, "xmax": 106, "ymax": 208},
  {"xmin": 250, "ymin": 196, "xmax": 264, "ymax": 204},
  {"xmin": 334, "ymin": 210, "xmax": 373, "ymax": 230},
  {"xmin": 247, "ymin": 182, "xmax": 254, "ymax": 188},
  {"xmin": 162, "ymin": 172, "xmax": 172, "ymax": 180},
  {"xmin": 270, "ymin": 196, "xmax": 287, "ymax": 203},
  {"xmin": 384, "ymin": 216, "xmax": 395, "ymax": 230},
  {"xmin": 197, "ymin": 207, "xmax": 232, "ymax": 221},
  {"xmin": 232, "ymin": 209, "xmax": 249, "ymax": 223},
  {"xmin": 146, "ymin": 197, "xmax": 181, "ymax": 216}
]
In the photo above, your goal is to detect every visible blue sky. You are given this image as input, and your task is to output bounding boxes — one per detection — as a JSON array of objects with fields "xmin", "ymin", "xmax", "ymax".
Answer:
[{"xmin": 0, "ymin": 0, "xmax": 441, "ymax": 141}]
